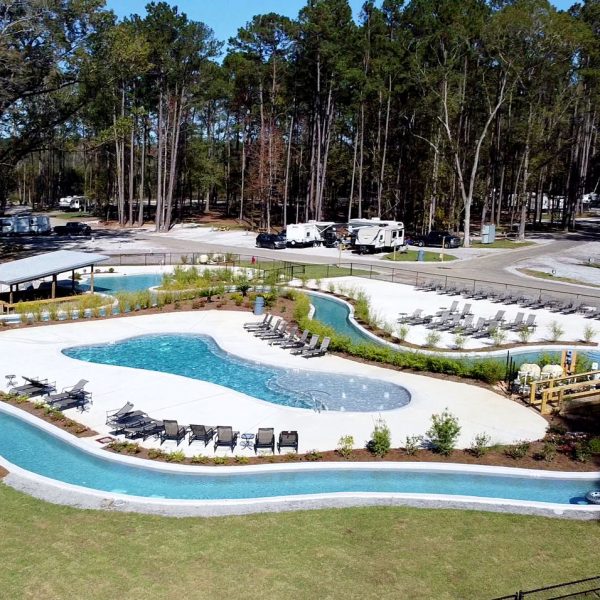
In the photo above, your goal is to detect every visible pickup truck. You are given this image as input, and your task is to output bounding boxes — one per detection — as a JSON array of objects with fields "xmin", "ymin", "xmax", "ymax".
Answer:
[{"xmin": 53, "ymin": 221, "xmax": 92, "ymax": 236}]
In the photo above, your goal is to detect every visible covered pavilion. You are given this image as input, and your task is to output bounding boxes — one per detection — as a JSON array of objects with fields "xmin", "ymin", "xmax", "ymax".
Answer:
[{"xmin": 0, "ymin": 250, "xmax": 109, "ymax": 305}]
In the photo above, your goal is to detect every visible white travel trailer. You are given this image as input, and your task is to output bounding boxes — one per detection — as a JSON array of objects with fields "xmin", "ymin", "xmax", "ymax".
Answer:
[
  {"xmin": 28, "ymin": 215, "xmax": 52, "ymax": 235},
  {"xmin": 352, "ymin": 218, "xmax": 405, "ymax": 254},
  {"xmin": 285, "ymin": 221, "xmax": 335, "ymax": 247},
  {"xmin": 0, "ymin": 215, "xmax": 51, "ymax": 235},
  {"xmin": 59, "ymin": 195, "xmax": 90, "ymax": 211}
]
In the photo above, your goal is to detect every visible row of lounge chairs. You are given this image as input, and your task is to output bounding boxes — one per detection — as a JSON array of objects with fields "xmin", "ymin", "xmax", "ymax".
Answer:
[
  {"xmin": 416, "ymin": 281, "xmax": 600, "ymax": 317},
  {"xmin": 244, "ymin": 314, "xmax": 330, "ymax": 358},
  {"xmin": 7, "ymin": 376, "xmax": 92, "ymax": 411},
  {"xmin": 106, "ymin": 402, "xmax": 299, "ymax": 453},
  {"xmin": 398, "ymin": 303, "xmax": 537, "ymax": 339}
]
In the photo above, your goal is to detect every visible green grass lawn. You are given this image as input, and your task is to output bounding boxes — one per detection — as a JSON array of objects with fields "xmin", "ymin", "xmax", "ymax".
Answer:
[
  {"xmin": 239, "ymin": 260, "xmax": 371, "ymax": 279},
  {"xmin": 383, "ymin": 249, "xmax": 458, "ymax": 262},
  {"xmin": 470, "ymin": 239, "xmax": 535, "ymax": 249},
  {"xmin": 1, "ymin": 483, "xmax": 598, "ymax": 599}
]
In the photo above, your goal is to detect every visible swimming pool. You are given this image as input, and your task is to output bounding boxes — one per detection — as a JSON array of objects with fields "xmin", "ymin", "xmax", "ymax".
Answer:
[
  {"xmin": 80, "ymin": 273, "xmax": 164, "ymax": 293},
  {"xmin": 1, "ymin": 407, "xmax": 598, "ymax": 505},
  {"xmin": 63, "ymin": 333, "xmax": 411, "ymax": 412}
]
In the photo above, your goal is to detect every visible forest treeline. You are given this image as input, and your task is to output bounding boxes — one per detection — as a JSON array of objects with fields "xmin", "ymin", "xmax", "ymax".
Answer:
[{"xmin": 1, "ymin": 0, "xmax": 599, "ymax": 244}]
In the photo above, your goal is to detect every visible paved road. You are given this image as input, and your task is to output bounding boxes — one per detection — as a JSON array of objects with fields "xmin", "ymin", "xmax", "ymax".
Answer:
[{"xmin": 135, "ymin": 229, "xmax": 600, "ymax": 301}]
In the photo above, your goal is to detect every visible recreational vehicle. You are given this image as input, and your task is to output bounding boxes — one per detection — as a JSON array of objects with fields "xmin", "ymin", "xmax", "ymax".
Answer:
[
  {"xmin": 285, "ymin": 221, "xmax": 335, "ymax": 247},
  {"xmin": 0, "ymin": 215, "xmax": 51, "ymax": 235},
  {"xmin": 352, "ymin": 218, "xmax": 405, "ymax": 254},
  {"xmin": 58, "ymin": 195, "xmax": 91, "ymax": 211}
]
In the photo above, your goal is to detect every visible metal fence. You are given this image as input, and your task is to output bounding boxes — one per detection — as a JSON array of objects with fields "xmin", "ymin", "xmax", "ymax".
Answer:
[
  {"xmin": 492, "ymin": 575, "xmax": 600, "ymax": 600},
  {"xmin": 102, "ymin": 252, "xmax": 600, "ymax": 308}
]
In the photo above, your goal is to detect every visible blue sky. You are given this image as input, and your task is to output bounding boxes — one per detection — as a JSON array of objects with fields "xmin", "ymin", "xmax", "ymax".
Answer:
[{"xmin": 106, "ymin": 0, "xmax": 577, "ymax": 49}]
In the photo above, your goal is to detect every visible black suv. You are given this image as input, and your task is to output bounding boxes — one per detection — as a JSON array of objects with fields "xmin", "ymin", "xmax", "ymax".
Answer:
[
  {"xmin": 409, "ymin": 231, "xmax": 461, "ymax": 248},
  {"xmin": 53, "ymin": 221, "xmax": 92, "ymax": 236},
  {"xmin": 256, "ymin": 233, "xmax": 286, "ymax": 249}
]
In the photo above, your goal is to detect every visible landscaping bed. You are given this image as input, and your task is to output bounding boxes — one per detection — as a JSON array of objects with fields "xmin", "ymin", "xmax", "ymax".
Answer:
[{"xmin": 0, "ymin": 392, "xmax": 97, "ymax": 438}]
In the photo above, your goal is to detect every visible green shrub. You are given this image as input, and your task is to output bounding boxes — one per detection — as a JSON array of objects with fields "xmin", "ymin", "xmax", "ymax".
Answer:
[
  {"xmin": 490, "ymin": 327, "xmax": 507, "ymax": 347},
  {"xmin": 518, "ymin": 325, "xmax": 533, "ymax": 343},
  {"xmin": 469, "ymin": 433, "xmax": 491, "ymax": 457},
  {"xmin": 191, "ymin": 454, "xmax": 210, "ymax": 464},
  {"xmin": 234, "ymin": 455, "xmax": 249, "ymax": 464},
  {"xmin": 547, "ymin": 321, "xmax": 564, "ymax": 342},
  {"xmin": 230, "ymin": 292, "xmax": 244, "ymax": 306},
  {"xmin": 212, "ymin": 456, "xmax": 228, "ymax": 465},
  {"xmin": 534, "ymin": 442, "xmax": 556, "ymax": 462},
  {"xmin": 148, "ymin": 448, "xmax": 167, "ymax": 460},
  {"xmin": 367, "ymin": 418, "xmax": 391, "ymax": 457},
  {"xmin": 426, "ymin": 409, "xmax": 461, "ymax": 455},
  {"xmin": 165, "ymin": 450, "xmax": 186, "ymax": 463},
  {"xmin": 504, "ymin": 441, "xmax": 530, "ymax": 460},
  {"xmin": 396, "ymin": 324, "xmax": 409, "ymax": 341},
  {"xmin": 304, "ymin": 449, "xmax": 323, "ymax": 461},
  {"xmin": 573, "ymin": 442, "xmax": 590, "ymax": 463},
  {"xmin": 454, "ymin": 331, "xmax": 466, "ymax": 350},
  {"xmin": 404, "ymin": 435, "xmax": 423, "ymax": 456},
  {"xmin": 583, "ymin": 324, "xmax": 596, "ymax": 343},
  {"xmin": 424, "ymin": 331, "xmax": 441, "ymax": 348},
  {"xmin": 587, "ymin": 437, "xmax": 600, "ymax": 454},
  {"xmin": 336, "ymin": 435, "xmax": 354, "ymax": 459}
]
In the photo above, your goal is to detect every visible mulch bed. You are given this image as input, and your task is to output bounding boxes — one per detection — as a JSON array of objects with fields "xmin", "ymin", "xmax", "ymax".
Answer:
[
  {"xmin": 104, "ymin": 442, "xmax": 600, "ymax": 472},
  {"xmin": 0, "ymin": 466, "xmax": 8, "ymax": 478},
  {"xmin": 0, "ymin": 396, "xmax": 98, "ymax": 438}
]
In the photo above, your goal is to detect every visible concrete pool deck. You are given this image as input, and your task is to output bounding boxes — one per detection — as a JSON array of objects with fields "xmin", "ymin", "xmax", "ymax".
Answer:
[{"xmin": 0, "ymin": 311, "xmax": 547, "ymax": 454}]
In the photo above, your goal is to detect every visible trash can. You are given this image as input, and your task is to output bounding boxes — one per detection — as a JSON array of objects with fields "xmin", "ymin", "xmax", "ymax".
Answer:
[
  {"xmin": 417, "ymin": 249, "xmax": 425, "ymax": 262},
  {"xmin": 254, "ymin": 296, "xmax": 265, "ymax": 315}
]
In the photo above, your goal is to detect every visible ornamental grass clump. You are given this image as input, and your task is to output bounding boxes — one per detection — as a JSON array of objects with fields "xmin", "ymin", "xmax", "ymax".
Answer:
[{"xmin": 426, "ymin": 409, "xmax": 461, "ymax": 456}]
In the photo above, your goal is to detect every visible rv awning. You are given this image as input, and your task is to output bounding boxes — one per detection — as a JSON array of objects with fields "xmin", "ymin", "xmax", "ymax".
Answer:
[{"xmin": 0, "ymin": 250, "xmax": 109, "ymax": 286}]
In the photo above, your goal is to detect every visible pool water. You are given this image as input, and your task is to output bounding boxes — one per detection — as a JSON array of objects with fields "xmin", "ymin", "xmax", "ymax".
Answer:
[
  {"xmin": 309, "ymin": 294, "xmax": 374, "ymax": 344},
  {"xmin": 63, "ymin": 334, "xmax": 411, "ymax": 412},
  {"xmin": 0, "ymin": 409, "xmax": 597, "ymax": 503},
  {"xmin": 81, "ymin": 273, "xmax": 164, "ymax": 293}
]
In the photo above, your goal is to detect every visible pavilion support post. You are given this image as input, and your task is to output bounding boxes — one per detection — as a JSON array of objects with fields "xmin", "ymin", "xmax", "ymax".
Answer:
[
  {"xmin": 51, "ymin": 274, "xmax": 57, "ymax": 299},
  {"xmin": 9, "ymin": 284, "xmax": 13, "ymax": 304},
  {"xmin": 90, "ymin": 265, "xmax": 94, "ymax": 293}
]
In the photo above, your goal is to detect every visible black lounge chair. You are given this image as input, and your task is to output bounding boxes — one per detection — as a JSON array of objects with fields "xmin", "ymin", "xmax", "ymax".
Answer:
[
  {"xmin": 270, "ymin": 325, "xmax": 298, "ymax": 346},
  {"xmin": 259, "ymin": 320, "xmax": 287, "ymax": 339},
  {"xmin": 291, "ymin": 334, "xmax": 318, "ymax": 355},
  {"xmin": 160, "ymin": 420, "xmax": 187, "ymax": 446},
  {"xmin": 277, "ymin": 430, "xmax": 298, "ymax": 453},
  {"xmin": 244, "ymin": 314, "xmax": 269, "ymax": 329},
  {"xmin": 281, "ymin": 329, "xmax": 309, "ymax": 349},
  {"xmin": 50, "ymin": 393, "xmax": 92, "ymax": 412},
  {"xmin": 303, "ymin": 337, "xmax": 330, "ymax": 358},
  {"xmin": 398, "ymin": 309, "xmax": 422, "ymax": 324},
  {"xmin": 10, "ymin": 376, "xmax": 55, "ymax": 398},
  {"xmin": 248, "ymin": 315, "xmax": 275, "ymax": 334},
  {"xmin": 214, "ymin": 426, "xmax": 239, "ymax": 452},
  {"xmin": 254, "ymin": 428, "xmax": 275, "ymax": 454},
  {"xmin": 106, "ymin": 402, "xmax": 147, "ymax": 426},
  {"xmin": 123, "ymin": 418, "xmax": 164, "ymax": 440},
  {"xmin": 46, "ymin": 379, "xmax": 89, "ymax": 405},
  {"xmin": 188, "ymin": 424, "xmax": 215, "ymax": 446}
]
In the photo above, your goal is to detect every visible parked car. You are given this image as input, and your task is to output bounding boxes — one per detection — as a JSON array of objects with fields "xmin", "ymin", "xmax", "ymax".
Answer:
[
  {"xmin": 255, "ymin": 232, "xmax": 286, "ymax": 249},
  {"xmin": 408, "ymin": 231, "xmax": 462, "ymax": 248},
  {"xmin": 53, "ymin": 221, "xmax": 92, "ymax": 236}
]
